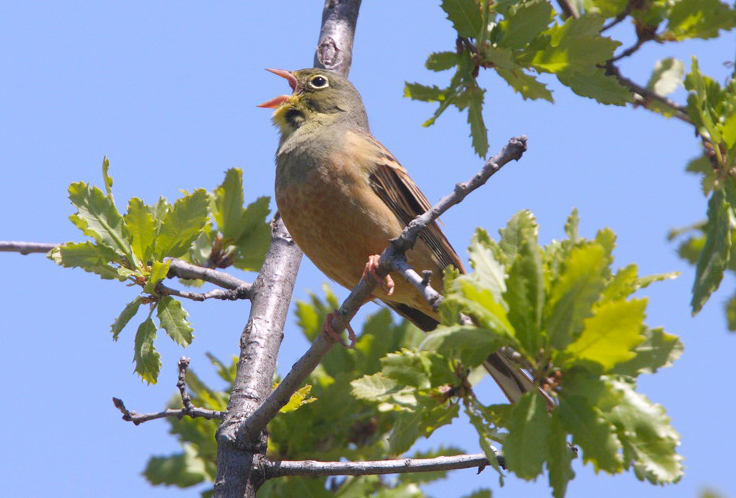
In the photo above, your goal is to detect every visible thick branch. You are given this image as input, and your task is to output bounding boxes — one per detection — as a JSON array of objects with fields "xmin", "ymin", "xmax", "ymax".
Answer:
[
  {"xmin": 314, "ymin": 0, "xmax": 362, "ymax": 76},
  {"xmin": 244, "ymin": 137, "xmax": 527, "ymax": 438},
  {"xmin": 262, "ymin": 452, "xmax": 503, "ymax": 478}
]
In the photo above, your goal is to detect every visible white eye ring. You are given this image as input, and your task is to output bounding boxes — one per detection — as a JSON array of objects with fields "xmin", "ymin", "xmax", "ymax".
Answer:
[{"xmin": 310, "ymin": 75, "xmax": 329, "ymax": 88}]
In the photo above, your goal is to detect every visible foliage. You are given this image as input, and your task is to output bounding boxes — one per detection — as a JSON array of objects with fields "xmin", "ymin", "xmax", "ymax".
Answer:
[
  {"xmin": 354, "ymin": 210, "xmax": 683, "ymax": 497},
  {"xmin": 49, "ymin": 160, "xmax": 271, "ymax": 382},
  {"xmin": 406, "ymin": 0, "xmax": 736, "ymax": 322}
]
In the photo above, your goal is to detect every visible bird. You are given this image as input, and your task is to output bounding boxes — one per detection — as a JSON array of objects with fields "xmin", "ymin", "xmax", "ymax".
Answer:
[{"xmin": 259, "ymin": 67, "xmax": 547, "ymax": 407}]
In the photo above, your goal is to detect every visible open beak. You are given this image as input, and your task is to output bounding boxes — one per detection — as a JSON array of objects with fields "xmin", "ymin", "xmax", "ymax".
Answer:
[{"xmin": 257, "ymin": 68, "xmax": 299, "ymax": 108}]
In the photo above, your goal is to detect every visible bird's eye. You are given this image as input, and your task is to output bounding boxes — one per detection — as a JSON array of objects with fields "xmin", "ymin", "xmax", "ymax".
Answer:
[{"xmin": 310, "ymin": 75, "xmax": 329, "ymax": 88}]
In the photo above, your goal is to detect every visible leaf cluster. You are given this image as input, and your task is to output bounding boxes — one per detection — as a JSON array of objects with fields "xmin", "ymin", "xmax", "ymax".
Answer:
[
  {"xmin": 49, "ymin": 160, "xmax": 271, "ymax": 382},
  {"xmin": 353, "ymin": 210, "xmax": 683, "ymax": 497}
]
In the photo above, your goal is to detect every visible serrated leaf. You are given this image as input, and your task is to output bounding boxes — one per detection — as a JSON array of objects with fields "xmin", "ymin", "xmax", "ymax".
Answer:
[
  {"xmin": 647, "ymin": 58, "xmax": 684, "ymax": 97},
  {"xmin": 134, "ymin": 318, "xmax": 161, "ymax": 384},
  {"xmin": 564, "ymin": 208, "xmax": 580, "ymax": 241},
  {"xmin": 611, "ymin": 327, "xmax": 683, "ymax": 376},
  {"xmin": 388, "ymin": 401, "xmax": 459, "ymax": 454},
  {"xmin": 157, "ymin": 296, "xmax": 193, "ymax": 346},
  {"xmin": 426, "ymin": 51, "xmax": 459, "ymax": 71},
  {"xmin": 143, "ymin": 444, "xmax": 208, "ymax": 488},
  {"xmin": 68, "ymin": 182, "xmax": 132, "ymax": 260},
  {"xmin": 144, "ymin": 260, "xmax": 171, "ymax": 294},
  {"xmin": 503, "ymin": 392, "xmax": 552, "ymax": 479},
  {"xmin": 124, "ymin": 197, "xmax": 156, "ymax": 263},
  {"xmin": 547, "ymin": 416, "xmax": 575, "ymax": 498},
  {"xmin": 499, "ymin": 0, "xmax": 555, "ymax": 49},
  {"xmin": 442, "ymin": 0, "xmax": 483, "ymax": 37},
  {"xmin": 50, "ymin": 242, "xmax": 125, "ymax": 280},
  {"xmin": 499, "ymin": 210, "xmax": 538, "ymax": 268},
  {"xmin": 154, "ymin": 189, "xmax": 209, "ymax": 259},
  {"xmin": 497, "ymin": 67, "xmax": 554, "ymax": 102},
  {"xmin": 604, "ymin": 379, "xmax": 683, "ymax": 483},
  {"xmin": 214, "ymin": 168, "xmax": 245, "ymax": 241},
  {"xmin": 404, "ymin": 82, "xmax": 446, "ymax": 102},
  {"xmin": 666, "ymin": 0, "xmax": 736, "ymax": 40},
  {"xmin": 557, "ymin": 372, "xmax": 623, "ymax": 473},
  {"xmin": 691, "ymin": 188, "xmax": 731, "ymax": 314},
  {"xmin": 466, "ymin": 87, "xmax": 489, "ymax": 157},
  {"xmin": 564, "ymin": 299, "xmax": 646, "ymax": 370},
  {"xmin": 381, "ymin": 350, "xmax": 433, "ymax": 389},
  {"xmin": 101, "ymin": 156, "xmax": 113, "ymax": 198},
  {"xmin": 233, "ymin": 196, "xmax": 271, "ymax": 272},
  {"xmin": 546, "ymin": 243, "xmax": 608, "ymax": 350},
  {"xmin": 468, "ymin": 228, "xmax": 508, "ymax": 302},
  {"xmin": 280, "ymin": 385, "xmax": 315, "ymax": 413},
  {"xmin": 420, "ymin": 324, "xmax": 505, "ymax": 366},
  {"xmin": 111, "ymin": 296, "xmax": 142, "ymax": 340},
  {"xmin": 557, "ymin": 68, "xmax": 632, "ymax": 106}
]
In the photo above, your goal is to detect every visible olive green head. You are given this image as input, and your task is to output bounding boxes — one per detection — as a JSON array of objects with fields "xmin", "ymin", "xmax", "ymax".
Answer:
[{"xmin": 260, "ymin": 68, "xmax": 369, "ymax": 138}]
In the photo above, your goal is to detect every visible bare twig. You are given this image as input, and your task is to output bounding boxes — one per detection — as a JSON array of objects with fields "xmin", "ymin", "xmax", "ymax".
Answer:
[
  {"xmin": 112, "ymin": 358, "xmax": 224, "ymax": 425},
  {"xmin": 262, "ymin": 452, "xmax": 504, "ymax": 478},
  {"xmin": 601, "ymin": 1, "xmax": 634, "ymax": 32},
  {"xmin": 556, "ymin": 0, "xmax": 579, "ymax": 19},
  {"xmin": 167, "ymin": 258, "xmax": 253, "ymax": 293},
  {"xmin": 243, "ymin": 137, "xmax": 528, "ymax": 439},
  {"xmin": 157, "ymin": 282, "xmax": 251, "ymax": 302},
  {"xmin": 0, "ymin": 241, "xmax": 58, "ymax": 254},
  {"xmin": 609, "ymin": 36, "xmax": 647, "ymax": 63}
]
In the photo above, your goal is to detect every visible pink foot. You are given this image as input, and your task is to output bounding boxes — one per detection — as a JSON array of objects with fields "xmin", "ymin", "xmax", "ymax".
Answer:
[
  {"xmin": 363, "ymin": 255, "xmax": 395, "ymax": 296},
  {"xmin": 323, "ymin": 310, "xmax": 357, "ymax": 348}
]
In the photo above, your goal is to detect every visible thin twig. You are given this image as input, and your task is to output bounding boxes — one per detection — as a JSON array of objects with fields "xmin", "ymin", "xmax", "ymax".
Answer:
[
  {"xmin": 158, "ymin": 282, "xmax": 251, "ymax": 302},
  {"xmin": 0, "ymin": 241, "xmax": 58, "ymax": 254},
  {"xmin": 609, "ymin": 36, "xmax": 647, "ymax": 63},
  {"xmin": 262, "ymin": 452, "xmax": 504, "ymax": 478},
  {"xmin": 556, "ymin": 0, "xmax": 579, "ymax": 19},
  {"xmin": 167, "ymin": 258, "xmax": 253, "ymax": 293},
  {"xmin": 113, "ymin": 359, "xmax": 225, "ymax": 425},
  {"xmin": 601, "ymin": 1, "xmax": 634, "ymax": 32},
  {"xmin": 242, "ymin": 137, "xmax": 528, "ymax": 439}
]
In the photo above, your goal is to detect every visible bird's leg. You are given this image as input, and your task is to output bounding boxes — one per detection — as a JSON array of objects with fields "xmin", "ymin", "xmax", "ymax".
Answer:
[
  {"xmin": 363, "ymin": 255, "xmax": 395, "ymax": 296},
  {"xmin": 323, "ymin": 311, "xmax": 357, "ymax": 348}
]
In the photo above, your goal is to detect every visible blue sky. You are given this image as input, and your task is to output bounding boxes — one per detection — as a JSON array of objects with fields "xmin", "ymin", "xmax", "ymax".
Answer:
[{"xmin": 1, "ymin": 1, "xmax": 735, "ymax": 497}]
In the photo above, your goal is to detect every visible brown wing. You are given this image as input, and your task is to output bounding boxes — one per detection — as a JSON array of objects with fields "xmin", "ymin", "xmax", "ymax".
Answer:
[{"xmin": 361, "ymin": 134, "xmax": 466, "ymax": 274}]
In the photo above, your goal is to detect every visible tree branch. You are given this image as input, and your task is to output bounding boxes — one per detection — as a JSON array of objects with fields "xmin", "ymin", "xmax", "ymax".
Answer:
[
  {"xmin": 242, "ymin": 137, "xmax": 528, "ymax": 439},
  {"xmin": 0, "ymin": 241, "xmax": 57, "ymax": 254},
  {"xmin": 157, "ymin": 282, "xmax": 251, "ymax": 302},
  {"xmin": 262, "ymin": 452, "xmax": 504, "ymax": 478},
  {"xmin": 167, "ymin": 258, "xmax": 253, "ymax": 293},
  {"xmin": 314, "ymin": 0, "xmax": 362, "ymax": 76},
  {"xmin": 112, "ymin": 357, "xmax": 224, "ymax": 425}
]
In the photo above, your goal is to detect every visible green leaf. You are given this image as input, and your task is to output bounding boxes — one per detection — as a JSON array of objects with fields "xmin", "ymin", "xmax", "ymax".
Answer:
[
  {"xmin": 557, "ymin": 68, "xmax": 632, "ymax": 106},
  {"xmin": 154, "ymin": 189, "xmax": 209, "ymax": 259},
  {"xmin": 666, "ymin": 0, "xmax": 736, "ymax": 40},
  {"xmin": 557, "ymin": 372, "xmax": 623, "ymax": 473},
  {"xmin": 727, "ymin": 293, "xmax": 736, "ymax": 331},
  {"xmin": 461, "ymin": 490, "xmax": 492, "ymax": 498},
  {"xmin": 564, "ymin": 208, "xmax": 580, "ymax": 241},
  {"xmin": 564, "ymin": 299, "xmax": 646, "ymax": 371},
  {"xmin": 611, "ymin": 327, "xmax": 683, "ymax": 377},
  {"xmin": 124, "ymin": 198, "xmax": 157, "ymax": 263},
  {"xmin": 388, "ymin": 400, "xmax": 460, "ymax": 454},
  {"xmin": 144, "ymin": 260, "xmax": 171, "ymax": 294},
  {"xmin": 213, "ymin": 168, "xmax": 245, "ymax": 241},
  {"xmin": 499, "ymin": 0, "xmax": 555, "ymax": 49},
  {"xmin": 691, "ymin": 188, "xmax": 731, "ymax": 314},
  {"xmin": 496, "ymin": 68, "xmax": 554, "ymax": 102},
  {"xmin": 68, "ymin": 182, "xmax": 132, "ymax": 260},
  {"xmin": 404, "ymin": 82, "xmax": 446, "ymax": 102},
  {"xmin": 49, "ymin": 242, "xmax": 125, "ymax": 280},
  {"xmin": 421, "ymin": 325, "xmax": 505, "ymax": 366},
  {"xmin": 503, "ymin": 214, "xmax": 545, "ymax": 356},
  {"xmin": 503, "ymin": 392, "xmax": 552, "ymax": 479},
  {"xmin": 280, "ymin": 385, "xmax": 315, "ymax": 413},
  {"xmin": 466, "ymin": 86, "xmax": 489, "ymax": 157},
  {"xmin": 604, "ymin": 379, "xmax": 683, "ymax": 483},
  {"xmin": 442, "ymin": 0, "xmax": 483, "ymax": 37},
  {"xmin": 547, "ymin": 416, "xmax": 575, "ymax": 498},
  {"xmin": 646, "ymin": 58, "xmax": 684, "ymax": 97},
  {"xmin": 546, "ymin": 243, "xmax": 608, "ymax": 350},
  {"xmin": 101, "ymin": 156, "xmax": 113, "ymax": 198},
  {"xmin": 233, "ymin": 196, "xmax": 271, "ymax": 272},
  {"xmin": 157, "ymin": 296, "xmax": 194, "ymax": 347},
  {"xmin": 134, "ymin": 318, "xmax": 161, "ymax": 384},
  {"xmin": 111, "ymin": 296, "xmax": 142, "ymax": 341},
  {"xmin": 144, "ymin": 444, "xmax": 208, "ymax": 488},
  {"xmin": 381, "ymin": 350, "xmax": 433, "ymax": 389},
  {"xmin": 499, "ymin": 209, "xmax": 538, "ymax": 265},
  {"xmin": 426, "ymin": 51, "xmax": 459, "ymax": 71},
  {"xmin": 468, "ymin": 228, "xmax": 508, "ymax": 302}
]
